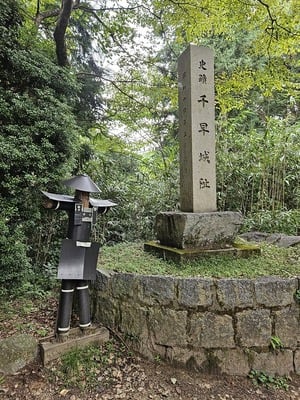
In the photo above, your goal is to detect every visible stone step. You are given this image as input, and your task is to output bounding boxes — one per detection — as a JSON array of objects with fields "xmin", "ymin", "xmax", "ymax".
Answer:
[{"xmin": 39, "ymin": 325, "xmax": 109, "ymax": 365}]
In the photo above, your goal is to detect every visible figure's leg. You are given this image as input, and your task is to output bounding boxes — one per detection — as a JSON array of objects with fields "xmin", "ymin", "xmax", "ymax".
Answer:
[
  {"xmin": 76, "ymin": 280, "xmax": 91, "ymax": 330},
  {"xmin": 56, "ymin": 280, "xmax": 75, "ymax": 336}
]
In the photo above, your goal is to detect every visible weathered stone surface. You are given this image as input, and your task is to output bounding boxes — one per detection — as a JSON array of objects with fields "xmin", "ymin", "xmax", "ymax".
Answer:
[
  {"xmin": 239, "ymin": 232, "xmax": 269, "ymax": 242},
  {"xmin": 236, "ymin": 309, "xmax": 271, "ymax": 347},
  {"xmin": 266, "ymin": 234, "xmax": 300, "ymax": 247},
  {"xmin": 155, "ymin": 211, "xmax": 243, "ymax": 249},
  {"xmin": 93, "ymin": 271, "xmax": 300, "ymax": 376},
  {"xmin": 177, "ymin": 278, "xmax": 214, "ymax": 308},
  {"xmin": 170, "ymin": 347, "xmax": 200, "ymax": 366},
  {"xmin": 120, "ymin": 304, "xmax": 148, "ymax": 338},
  {"xmin": 0, "ymin": 334, "xmax": 37, "ymax": 375},
  {"xmin": 187, "ymin": 350, "xmax": 207, "ymax": 371},
  {"xmin": 95, "ymin": 268, "xmax": 114, "ymax": 293},
  {"xmin": 137, "ymin": 275, "xmax": 176, "ymax": 305},
  {"xmin": 95, "ymin": 296, "xmax": 118, "ymax": 328},
  {"xmin": 216, "ymin": 279, "xmax": 254, "ymax": 310},
  {"xmin": 274, "ymin": 307, "xmax": 300, "ymax": 348},
  {"xmin": 111, "ymin": 273, "xmax": 137, "ymax": 299},
  {"xmin": 295, "ymin": 350, "xmax": 300, "ymax": 374},
  {"xmin": 252, "ymin": 350, "xmax": 294, "ymax": 376},
  {"xmin": 239, "ymin": 232, "xmax": 300, "ymax": 247},
  {"xmin": 213, "ymin": 349, "xmax": 250, "ymax": 375},
  {"xmin": 148, "ymin": 308, "xmax": 187, "ymax": 347},
  {"xmin": 255, "ymin": 277, "xmax": 297, "ymax": 307},
  {"xmin": 190, "ymin": 312, "xmax": 235, "ymax": 348}
]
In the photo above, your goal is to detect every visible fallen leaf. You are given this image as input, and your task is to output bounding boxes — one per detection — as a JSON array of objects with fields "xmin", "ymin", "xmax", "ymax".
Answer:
[
  {"xmin": 59, "ymin": 388, "xmax": 70, "ymax": 396},
  {"xmin": 170, "ymin": 377, "xmax": 177, "ymax": 385}
]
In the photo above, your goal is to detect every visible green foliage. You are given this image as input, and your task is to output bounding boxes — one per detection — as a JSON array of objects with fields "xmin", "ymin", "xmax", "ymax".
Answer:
[
  {"xmin": 0, "ymin": 0, "xmax": 79, "ymax": 295},
  {"xmin": 152, "ymin": 0, "xmax": 299, "ymax": 112},
  {"xmin": 294, "ymin": 290, "xmax": 300, "ymax": 304},
  {"xmin": 248, "ymin": 369, "xmax": 289, "ymax": 391},
  {"xmin": 0, "ymin": 205, "xmax": 32, "ymax": 297},
  {"xmin": 243, "ymin": 210, "xmax": 300, "ymax": 236},
  {"xmin": 100, "ymin": 242, "xmax": 300, "ymax": 278},
  {"xmin": 269, "ymin": 336, "xmax": 284, "ymax": 352},
  {"xmin": 83, "ymin": 134, "xmax": 179, "ymax": 243},
  {"xmin": 154, "ymin": 355, "xmax": 161, "ymax": 363},
  {"xmin": 217, "ymin": 115, "xmax": 300, "ymax": 217}
]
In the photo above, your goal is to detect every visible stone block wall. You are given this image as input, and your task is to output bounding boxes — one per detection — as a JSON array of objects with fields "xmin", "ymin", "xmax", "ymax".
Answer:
[{"xmin": 93, "ymin": 270, "xmax": 300, "ymax": 376}]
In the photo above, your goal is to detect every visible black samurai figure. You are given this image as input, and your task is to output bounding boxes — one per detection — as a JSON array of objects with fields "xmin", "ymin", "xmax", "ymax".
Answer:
[{"xmin": 42, "ymin": 174, "xmax": 116, "ymax": 338}]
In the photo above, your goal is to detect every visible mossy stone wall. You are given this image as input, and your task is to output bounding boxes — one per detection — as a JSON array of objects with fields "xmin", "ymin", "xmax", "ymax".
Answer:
[{"xmin": 94, "ymin": 270, "xmax": 300, "ymax": 376}]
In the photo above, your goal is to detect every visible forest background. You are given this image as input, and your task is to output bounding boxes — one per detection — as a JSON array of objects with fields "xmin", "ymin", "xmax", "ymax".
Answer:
[{"xmin": 0, "ymin": 0, "xmax": 299, "ymax": 297}]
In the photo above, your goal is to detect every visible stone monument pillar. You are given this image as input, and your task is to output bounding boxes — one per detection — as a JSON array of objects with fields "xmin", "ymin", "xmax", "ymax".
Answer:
[
  {"xmin": 178, "ymin": 44, "xmax": 216, "ymax": 213},
  {"xmin": 144, "ymin": 44, "xmax": 255, "ymax": 262}
]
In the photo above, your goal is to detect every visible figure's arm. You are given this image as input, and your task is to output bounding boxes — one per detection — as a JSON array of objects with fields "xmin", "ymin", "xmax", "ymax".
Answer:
[
  {"xmin": 43, "ymin": 199, "xmax": 58, "ymax": 209},
  {"xmin": 41, "ymin": 191, "xmax": 75, "ymax": 211}
]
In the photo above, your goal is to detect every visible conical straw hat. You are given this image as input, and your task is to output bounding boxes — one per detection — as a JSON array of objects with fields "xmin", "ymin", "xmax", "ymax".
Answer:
[{"xmin": 62, "ymin": 174, "xmax": 100, "ymax": 193}]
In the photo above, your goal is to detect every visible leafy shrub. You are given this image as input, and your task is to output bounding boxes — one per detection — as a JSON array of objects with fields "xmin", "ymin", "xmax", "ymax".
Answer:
[{"xmin": 243, "ymin": 209, "xmax": 300, "ymax": 235}]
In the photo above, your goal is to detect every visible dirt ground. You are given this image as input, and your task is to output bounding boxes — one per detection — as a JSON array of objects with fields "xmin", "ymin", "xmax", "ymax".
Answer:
[{"xmin": 0, "ymin": 295, "xmax": 299, "ymax": 400}]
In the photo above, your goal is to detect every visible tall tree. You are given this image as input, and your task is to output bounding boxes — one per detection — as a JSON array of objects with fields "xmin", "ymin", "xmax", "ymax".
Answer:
[{"xmin": 0, "ymin": 0, "xmax": 80, "ymax": 294}]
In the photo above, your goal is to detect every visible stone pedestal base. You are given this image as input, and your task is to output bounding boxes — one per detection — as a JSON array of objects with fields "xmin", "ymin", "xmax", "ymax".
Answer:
[
  {"xmin": 144, "ymin": 241, "xmax": 260, "ymax": 263},
  {"xmin": 155, "ymin": 211, "xmax": 243, "ymax": 250}
]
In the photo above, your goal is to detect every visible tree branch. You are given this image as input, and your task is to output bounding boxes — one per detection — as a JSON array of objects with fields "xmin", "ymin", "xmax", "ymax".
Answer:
[
  {"xmin": 256, "ymin": 0, "xmax": 296, "ymax": 37},
  {"xmin": 77, "ymin": 72, "xmax": 155, "ymax": 111},
  {"xmin": 35, "ymin": 7, "xmax": 61, "ymax": 27}
]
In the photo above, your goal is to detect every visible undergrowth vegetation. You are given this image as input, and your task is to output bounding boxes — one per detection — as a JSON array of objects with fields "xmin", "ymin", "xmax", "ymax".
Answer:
[
  {"xmin": 248, "ymin": 369, "xmax": 290, "ymax": 391},
  {"xmin": 48, "ymin": 341, "xmax": 132, "ymax": 391}
]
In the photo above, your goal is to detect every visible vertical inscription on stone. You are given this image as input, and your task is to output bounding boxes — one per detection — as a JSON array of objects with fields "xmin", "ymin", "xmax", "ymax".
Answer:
[{"xmin": 178, "ymin": 44, "xmax": 217, "ymax": 212}]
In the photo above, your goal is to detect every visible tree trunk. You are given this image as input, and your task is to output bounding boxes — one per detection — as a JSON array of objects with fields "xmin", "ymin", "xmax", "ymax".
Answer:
[{"xmin": 53, "ymin": 0, "xmax": 74, "ymax": 67}]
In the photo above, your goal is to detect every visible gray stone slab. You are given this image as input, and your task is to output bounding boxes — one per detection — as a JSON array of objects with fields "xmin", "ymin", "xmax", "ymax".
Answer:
[
  {"xmin": 213, "ymin": 349, "xmax": 250, "ymax": 375},
  {"xmin": 236, "ymin": 309, "xmax": 271, "ymax": 347},
  {"xmin": 170, "ymin": 347, "xmax": 205, "ymax": 367},
  {"xmin": 274, "ymin": 306, "xmax": 300, "ymax": 348},
  {"xmin": 94, "ymin": 296, "xmax": 118, "ymax": 328},
  {"xmin": 239, "ymin": 232, "xmax": 300, "ymax": 247},
  {"xmin": 252, "ymin": 350, "xmax": 294, "ymax": 376},
  {"xmin": 216, "ymin": 279, "xmax": 255, "ymax": 310},
  {"xmin": 111, "ymin": 272, "xmax": 137, "ymax": 299},
  {"xmin": 137, "ymin": 275, "xmax": 176, "ymax": 305},
  {"xmin": 0, "ymin": 334, "xmax": 38, "ymax": 375},
  {"xmin": 265, "ymin": 233, "xmax": 300, "ymax": 247},
  {"xmin": 148, "ymin": 308, "xmax": 187, "ymax": 347},
  {"xmin": 119, "ymin": 304, "xmax": 148, "ymax": 338},
  {"xmin": 155, "ymin": 211, "xmax": 243, "ymax": 249},
  {"xmin": 190, "ymin": 312, "xmax": 235, "ymax": 348},
  {"xmin": 95, "ymin": 268, "xmax": 114, "ymax": 293},
  {"xmin": 255, "ymin": 277, "xmax": 298, "ymax": 307},
  {"xmin": 177, "ymin": 277, "xmax": 214, "ymax": 308}
]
